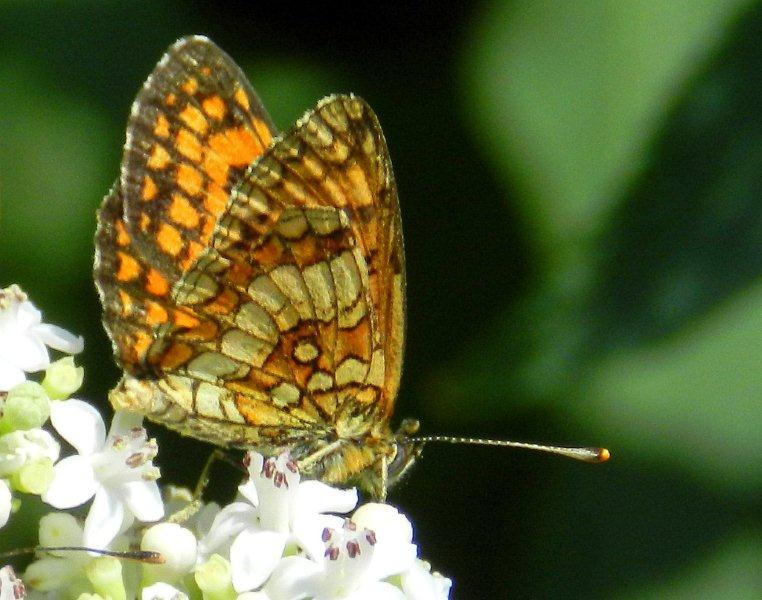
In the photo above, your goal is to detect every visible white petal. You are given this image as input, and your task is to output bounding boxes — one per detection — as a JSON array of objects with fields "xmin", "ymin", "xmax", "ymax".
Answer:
[
  {"xmin": 237, "ymin": 593, "xmax": 273, "ymax": 600},
  {"xmin": 83, "ymin": 488, "xmax": 125, "ymax": 549},
  {"xmin": 15, "ymin": 301, "xmax": 42, "ymax": 329},
  {"xmin": 199, "ymin": 501, "xmax": 257, "ymax": 556},
  {"xmin": 42, "ymin": 455, "xmax": 98, "ymax": 508},
  {"xmin": 369, "ymin": 541, "xmax": 417, "ymax": 582},
  {"xmin": 0, "ymin": 360, "xmax": 26, "ymax": 391},
  {"xmin": 50, "ymin": 399, "xmax": 106, "ymax": 455},
  {"xmin": 230, "ymin": 529, "xmax": 287, "ymax": 592},
  {"xmin": 236, "ymin": 592, "xmax": 274, "ymax": 600},
  {"xmin": 23, "ymin": 556, "xmax": 78, "ymax": 591},
  {"xmin": 0, "ymin": 480, "xmax": 11, "ymax": 528},
  {"xmin": 342, "ymin": 581, "xmax": 406, "ymax": 600},
  {"xmin": 12, "ymin": 334, "xmax": 49, "ymax": 371},
  {"xmin": 31, "ymin": 323, "xmax": 84, "ymax": 354},
  {"xmin": 109, "ymin": 409, "xmax": 143, "ymax": 435},
  {"xmin": 294, "ymin": 480, "xmax": 357, "ymax": 516},
  {"xmin": 245, "ymin": 452, "xmax": 265, "ymax": 477},
  {"xmin": 401, "ymin": 562, "xmax": 452, "ymax": 600},
  {"xmin": 238, "ymin": 477, "xmax": 259, "ymax": 506},
  {"xmin": 263, "ymin": 555, "xmax": 321, "ymax": 600},
  {"xmin": 142, "ymin": 582, "xmax": 189, "ymax": 600},
  {"xmin": 293, "ymin": 513, "xmax": 345, "ymax": 561},
  {"xmin": 352, "ymin": 503, "xmax": 413, "ymax": 544},
  {"xmin": 120, "ymin": 480, "xmax": 164, "ymax": 522},
  {"xmin": 194, "ymin": 501, "xmax": 221, "ymax": 538}
]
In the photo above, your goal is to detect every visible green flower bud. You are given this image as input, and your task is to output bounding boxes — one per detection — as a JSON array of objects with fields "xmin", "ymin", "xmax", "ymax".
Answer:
[
  {"xmin": 194, "ymin": 555, "xmax": 236, "ymax": 600},
  {"xmin": 42, "ymin": 356, "xmax": 85, "ymax": 400},
  {"xmin": 42, "ymin": 356, "xmax": 84, "ymax": 400},
  {"xmin": 10, "ymin": 457, "xmax": 54, "ymax": 494},
  {"xmin": 86, "ymin": 557, "xmax": 127, "ymax": 600},
  {"xmin": 39, "ymin": 512, "xmax": 83, "ymax": 548},
  {"xmin": 0, "ymin": 382, "xmax": 50, "ymax": 433}
]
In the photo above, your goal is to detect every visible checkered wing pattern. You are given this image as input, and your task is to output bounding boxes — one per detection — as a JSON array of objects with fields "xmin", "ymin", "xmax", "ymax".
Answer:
[
  {"xmin": 167, "ymin": 95, "xmax": 405, "ymax": 444},
  {"xmin": 96, "ymin": 38, "xmax": 405, "ymax": 458},
  {"xmin": 96, "ymin": 36, "xmax": 276, "ymax": 376}
]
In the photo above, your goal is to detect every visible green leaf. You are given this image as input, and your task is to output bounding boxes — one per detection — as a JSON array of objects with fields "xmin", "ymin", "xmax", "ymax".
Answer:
[
  {"xmin": 578, "ymin": 280, "xmax": 762, "ymax": 491},
  {"xmin": 463, "ymin": 0, "xmax": 749, "ymax": 258},
  {"xmin": 0, "ymin": 55, "xmax": 112, "ymax": 293},
  {"xmin": 620, "ymin": 528, "xmax": 762, "ymax": 599}
]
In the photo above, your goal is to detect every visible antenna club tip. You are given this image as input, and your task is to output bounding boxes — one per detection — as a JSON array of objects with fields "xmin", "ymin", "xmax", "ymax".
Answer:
[
  {"xmin": 142, "ymin": 551, "xmax": 166, "ymax": 564},
  {"xmin": 597, "ymin": 448, "xmax": 611, "ymax": 463}
]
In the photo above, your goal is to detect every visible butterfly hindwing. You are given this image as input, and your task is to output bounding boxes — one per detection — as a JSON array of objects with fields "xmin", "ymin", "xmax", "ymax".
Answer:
[{"xmin": 142, "ymin": 95, "xmax": 405, "ymax": 442}]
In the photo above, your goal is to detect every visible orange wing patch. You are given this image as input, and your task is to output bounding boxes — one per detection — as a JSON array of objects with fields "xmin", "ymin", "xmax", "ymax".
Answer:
[{"xmin": 203, "ymin": 95, "xmax": 227, "ymax": 120}]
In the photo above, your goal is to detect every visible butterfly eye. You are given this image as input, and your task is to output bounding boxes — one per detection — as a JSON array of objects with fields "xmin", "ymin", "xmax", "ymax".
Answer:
[{"xmin": 387, "ymin": 438, "xmax": 423, "ymax": 488}]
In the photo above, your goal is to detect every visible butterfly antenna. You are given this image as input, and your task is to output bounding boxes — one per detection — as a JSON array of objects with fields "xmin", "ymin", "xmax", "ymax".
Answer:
[
  {"xmin": 0, "ymin": 546, "xmax": 164, "ymax": 563},
  {"xmin": 409, "ymin": 436, "xmax": 610, "ymax": 464}
]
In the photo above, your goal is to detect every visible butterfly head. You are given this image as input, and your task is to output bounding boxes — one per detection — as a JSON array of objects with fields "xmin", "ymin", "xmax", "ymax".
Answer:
[{"xmin": 386, "ymin": 418, "xmax": 425, "ymax": 489}]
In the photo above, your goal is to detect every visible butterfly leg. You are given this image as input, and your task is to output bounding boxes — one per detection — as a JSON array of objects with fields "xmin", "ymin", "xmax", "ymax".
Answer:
[
  {"xmin": 375, "ymin": 455, "xmax": 388, "ymax": 502},
  {"xmin": 296, "ymin": 440, "xmax": 345, "ymax": 476},
  {"xmin": 193, "ymin": 448, "xmax": 228, "ymax": 499},
  {"xmin": 165, "ymin": 449, "xmax": 228, "ymax": 525}
]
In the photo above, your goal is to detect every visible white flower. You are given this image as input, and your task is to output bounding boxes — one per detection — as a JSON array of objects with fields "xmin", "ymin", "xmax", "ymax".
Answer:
[
  {"xmin": 199, "ymin": 452, "xmax": 357, "ymax": 592},
  {"xmin": 0, "ymin": 429, "xmax": 60, "ymax": 477},
  {"xmin": 141, "ymin": 582, "xmax": 188, "ymax": 600},
  {"xmin": 0, "ymin": 480, "xmax": 11, "ymax": 529},
  {"xmin": 261, "ymin": 515, "xmax": 415, "ymax": 600},
  {"xmin": 42, "ymin": 403, "xmax": 163, "ymax": 549},
  {"xmin": 0, "ymin": 285, "xmax": 83, "ymax": 391},
  {"xmin": 0, "ymin": 565, "xmax": 25, "ymax": 600},
  {"xmin": 258, "ymin": 502, "xmax": 447, "ymax": 600},
  {"xmin": 401, "ymin": 560, "xmax": 452, "ymax": 600}
]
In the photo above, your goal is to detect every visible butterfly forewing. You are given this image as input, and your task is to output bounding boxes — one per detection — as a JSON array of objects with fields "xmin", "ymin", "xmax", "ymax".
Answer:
[{"xmin": 95, "ymin": 36, "xmax": 277, "ymax": 376}]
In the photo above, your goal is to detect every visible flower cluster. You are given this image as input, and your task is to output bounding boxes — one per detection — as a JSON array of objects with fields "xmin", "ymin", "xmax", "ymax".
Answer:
[{"xmin": 0, "ymin": 286, "xmax": 451, "ymax": 599}]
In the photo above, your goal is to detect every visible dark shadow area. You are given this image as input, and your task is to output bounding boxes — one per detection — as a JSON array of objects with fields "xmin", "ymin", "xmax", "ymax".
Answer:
[{"xmin": 592, "ymin": 5, "xmax": 762, "ymax": 352}]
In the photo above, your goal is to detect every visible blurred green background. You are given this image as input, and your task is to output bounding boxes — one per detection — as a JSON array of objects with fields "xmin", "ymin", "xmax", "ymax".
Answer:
[{"xmin": 1, "ymin": 1, "xmax": 761, "ymax": 598}]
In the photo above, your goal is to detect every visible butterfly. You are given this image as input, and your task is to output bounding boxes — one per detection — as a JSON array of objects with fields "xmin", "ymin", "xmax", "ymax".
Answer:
[
  {"xmin": 94, "ymin": 35, "xmax": 419, "ymax": 500},
  {"xmin": 94, "ymin": 36, "xmax": 608, "ymax": 501}
]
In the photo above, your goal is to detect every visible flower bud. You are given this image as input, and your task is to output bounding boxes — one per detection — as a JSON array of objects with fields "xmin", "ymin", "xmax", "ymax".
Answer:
[
  {"xmin": 85, "ymin": 557, "xmax": 126, "ymax": 600},
  {"xmin": 38, "ymin": 512, "xmax": 83, "ymax": 549},
  {"xmin": 11, "ymin": 458, "xmax": 54, "ymax": 495},
  {"xmin": 140, "ymin": 523, "xmax": 197, "ymax": 585},
  {"xmin": 141, "ymin": 582, "xmax": 188, "ymax": 600},
  {"xmin": 0, "ymin": 429, "xmax": 59, "ymax": 478},
  {"xmin": 0, "ymin": 383, "xmax": 50, "ymax": 433},
  {"xmin": 42, "ymin": 357, "xmax": 84, "ymax": 400},
  {"xmin": 194, "ymin": 555, "xmax": 236, "ymax": 600}
]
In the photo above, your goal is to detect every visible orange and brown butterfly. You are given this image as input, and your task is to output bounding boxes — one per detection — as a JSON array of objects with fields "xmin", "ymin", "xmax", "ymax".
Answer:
[
  {"xmin": 95, "ymin": 35, "xmax": 413, "ymax": 499},
  {"xmin": 95, "ymin": 36, "xmax": 608, "ymax": 501}
]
